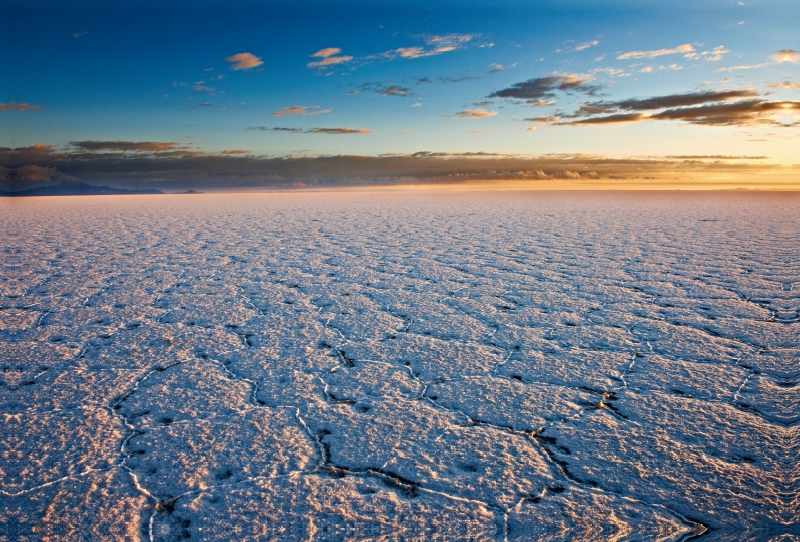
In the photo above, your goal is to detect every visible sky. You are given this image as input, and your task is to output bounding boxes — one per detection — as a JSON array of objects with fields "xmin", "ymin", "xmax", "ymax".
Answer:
[{"xmin": 2, "ymin": 0, "xmax": 799, "ymax": 191}]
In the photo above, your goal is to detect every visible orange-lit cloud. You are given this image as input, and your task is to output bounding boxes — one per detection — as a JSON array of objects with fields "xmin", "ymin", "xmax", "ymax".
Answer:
[
  {"xmin": 455, "ymin": 108, "xmax": 498, "ymax": 119},
  {"xmin": 307, "ymin": 55, "xmax": 353, "ymax": 68},
  {"xmin": 568, "ymin": 90, "xmax": 758, "ymax": 116},
  {"xmin": 0, "ymin": 102, "xmax": 43, "ymax": 111},
  {"xmin": 770, "ymin": 49, "xmax": 800, "ymax": 63},
  {"xmin": 6, "ymin": 143, "xmax": 55, "ymax": 154},
  {"xmin": 617, "ymin": 44, "xmax": 694, "ymax": 60},
  {"xmin": 770, "ymin": 81, "xmax": 800, "ymax": 89},
  {"xmin": 311, "ymin": 47, "xmax": 342, "ymax": 58},
  {"xmin": 226, "ymin": 53, "xmax": 264, "ymax": 70},
  {"xmin": 556, "ymin": 100, "xmax": 800, "ymax": 127},
  {"xmin": 274, "ymin": 105, "xmax": 331, "ymax": 116}
]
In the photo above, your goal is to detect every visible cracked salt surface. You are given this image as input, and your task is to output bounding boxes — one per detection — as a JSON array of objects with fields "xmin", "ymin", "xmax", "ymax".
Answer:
[{"xmin": 1, "ymin": 191, "xmax": 798, "ymax": 541}]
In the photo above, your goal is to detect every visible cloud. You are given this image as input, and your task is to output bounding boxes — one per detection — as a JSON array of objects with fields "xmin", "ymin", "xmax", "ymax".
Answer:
[
  {"xmin": 307, "ymin": 55, "xmax": 353, "ymax": 68},
  {"xmin": 271, "ymin": 126, "xmax": 371, "ymax": 134},
  {"xmin": 649, "ymin": 100, "xmax": 800, "ymax": 126},
  {"xmin": 0, "ymin": 102, "xmax": 43, "ymax": 112},
  {"xmin": 590, "ymin": 67, "xmax": 631, "ymax": 77},
  {"xmin": 714, "ymin": 63, "xmax": 767, "ymax": 72},
  {"xmin": 73, "ymin": 31, "xmax": 88, "ymax": 38},
  {"xmin": 306, "ymin": 126, "xmax": 370, "ymax": 134},
  {"xmin": 358, "ymin": 82, "xmax": 412, "ymax": 97},
  {"xmin": 683, "ymin": 46, "xmax": 729, "ymax": 62},
  {"xmin": 381, "ymin": 85, "xmax": 408, "ymax": 97},
  {"xmin": 246, "ymin": 125, "xmax": 270, "ymax": 131},
  {"xmin": 558, "ymin": 100, "xmax": 800, "ymax": 127},
  {"xmin": 226, "ymin": 53, "xmax": 263, "ymax": 70},
  {"xmin": 70, "ymin": 140, "xmax": 185, "ymax": 152},
  {"xmin": 274, "ymin": 105, "xmax": 331, "ymax": 116},
  {"xmin": 488, "ymin": 73, "xmax": 600, "ymax": 102},
  {"xmin": 569, "ymin": 89, "xmax": 759, "ymax": 116},
  {"xmin": 666, "ymin": 155, "xmax": 769, "ymax": 160},
  {"xmin": 770, "ymin": 49, "xmax": 800, "ymax": 63},
  {"xmin": 455, "ymin": 109, "xmax": 498, "ymax": 119},
  {"xmin": 312, "ymin": 48, "xmax": 342, "ymax": 58},
  {"xmin": 3, "ymin": 145, "xmax": 789, "ymax": 191},
  {"xmin": 382, "ymin": 34, "xmax": 476, "ymax": 60},
  {"xmin": 574, "ymin": 40, "xmax": 599, "ymax": 52},
  {"xmin": 308, "ymin": 35, "xmax": 480, "ymax": 73},
  {"xmin": 193, "ymin": 85, "xmax": 215, "ymax": 93},
  {"xmin": 6, "ymin": 143, "xmax": 55, "ymax": 154},
  {"xmin": 9, "ymin": 165, "xmax": 63, "ymax": 181},
  {"xmin": 617, "ymin": 44, "xmax": 694, "ymax": 60},
  {"xmin": 770, "ymin": 81, "xmax": 800, "ymax": 89}
]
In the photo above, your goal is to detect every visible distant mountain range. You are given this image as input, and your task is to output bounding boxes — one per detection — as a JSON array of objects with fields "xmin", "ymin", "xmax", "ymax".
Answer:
[{"xmin": 0, "ymin": 182, "xmax": 165, "ymax": 197}]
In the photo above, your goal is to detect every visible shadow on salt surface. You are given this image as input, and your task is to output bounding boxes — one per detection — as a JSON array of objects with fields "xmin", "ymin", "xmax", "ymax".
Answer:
[{"xmin": 150, "ymin": 473, "xmax": 500, "ymax": 541}]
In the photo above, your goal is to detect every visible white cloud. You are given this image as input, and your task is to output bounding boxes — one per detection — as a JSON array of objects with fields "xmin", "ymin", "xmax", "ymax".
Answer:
[
  {"xmin": 713, "ymin": 63, "xmax": 767, "ymax": 72},
  {"xmin": 617, "ymin": 44, "xmax": 694, "ymax": 60},
  {"xmin": 574, "ymin": 40, "xmax": 599, "ymax": 52}
]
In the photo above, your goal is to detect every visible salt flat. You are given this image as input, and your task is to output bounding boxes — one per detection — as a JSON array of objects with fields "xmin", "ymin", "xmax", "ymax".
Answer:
[{"xmin": 1, "ymin": 191, "xmax": 798, "ymax": 541}]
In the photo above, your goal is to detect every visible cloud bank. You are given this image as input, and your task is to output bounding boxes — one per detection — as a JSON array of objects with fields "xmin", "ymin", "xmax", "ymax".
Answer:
[
  {"xmin": 0, "ymin": 102, "xmax": 43, "ymax": 112},
  {"xmin": 2, "ymin": 143, "xmax": 785, "ymax": 192}
]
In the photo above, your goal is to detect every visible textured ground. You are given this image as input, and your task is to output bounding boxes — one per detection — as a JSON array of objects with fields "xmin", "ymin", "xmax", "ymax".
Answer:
[{"xmin": 1, "ymin": 191, "xmax": 798, "ymax": 541}]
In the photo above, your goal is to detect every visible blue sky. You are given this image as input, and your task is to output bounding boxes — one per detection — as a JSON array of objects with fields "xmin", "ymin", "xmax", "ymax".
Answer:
[{"xmin": 2, "ymin": 0, "xmax": 799, "ymax": 189}]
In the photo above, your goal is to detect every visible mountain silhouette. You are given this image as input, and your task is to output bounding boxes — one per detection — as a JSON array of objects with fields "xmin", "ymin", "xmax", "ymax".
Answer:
[{"xmin": 0, "ymin": 182, "xmax": 164, "ymax": 197}]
